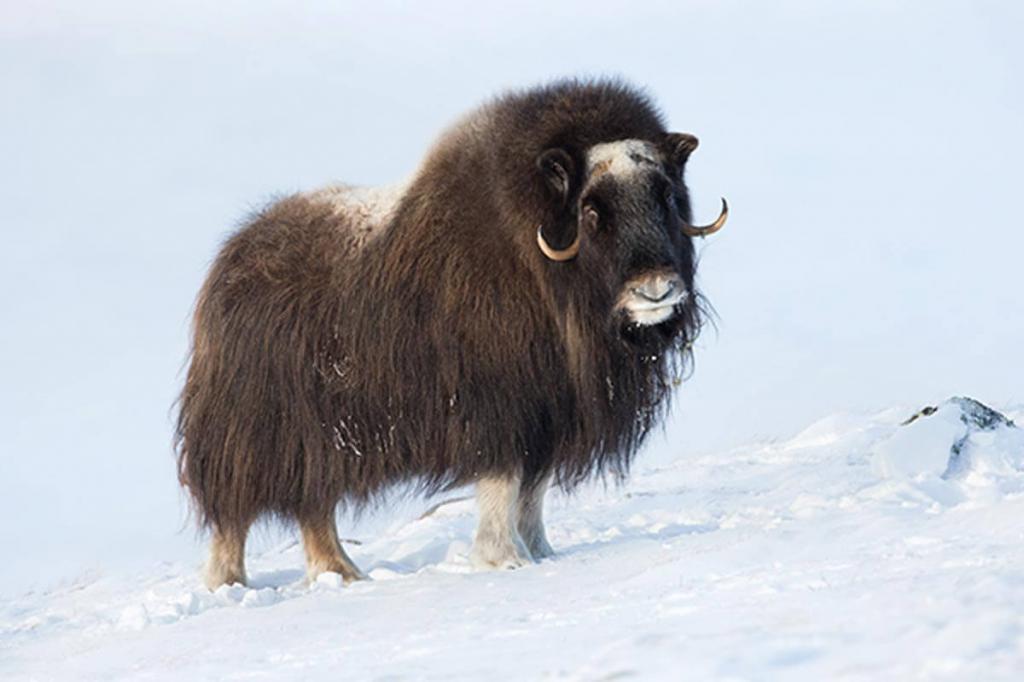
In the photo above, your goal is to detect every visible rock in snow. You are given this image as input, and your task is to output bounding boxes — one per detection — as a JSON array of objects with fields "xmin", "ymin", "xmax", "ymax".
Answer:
[
  {"xmin": 2, "ymin": 398, "xmax": 1023, "ymax": 680},
  {"xmin": 873, "ymin": 397, "xmax": 1023, "ymax": 505}
]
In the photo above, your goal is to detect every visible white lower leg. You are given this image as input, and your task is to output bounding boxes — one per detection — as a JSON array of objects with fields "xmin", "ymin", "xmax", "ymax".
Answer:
[
  {"xmin": 517, "ymin": 474, "xmax": 555, "ymax": 559},
  {"xmin": 470, "ymin": 473, "xmax": 533, "ymax": 569}
]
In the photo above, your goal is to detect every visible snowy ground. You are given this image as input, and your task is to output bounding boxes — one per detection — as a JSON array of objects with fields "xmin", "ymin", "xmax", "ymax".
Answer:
[{"xmin": 3, "ymin": 397, "xmax": 1023, "ymax": 681}]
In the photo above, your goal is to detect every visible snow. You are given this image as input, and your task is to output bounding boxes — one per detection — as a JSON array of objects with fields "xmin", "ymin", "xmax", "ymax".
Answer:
[{"xmin": 4, "ymin": 399, "xmax": 1023, "ymax": 680}]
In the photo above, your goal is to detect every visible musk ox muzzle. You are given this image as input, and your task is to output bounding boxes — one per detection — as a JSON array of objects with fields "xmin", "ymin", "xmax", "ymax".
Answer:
[{"xmin": 617, "ymin": 271, "xmax": 688, "ymax": 327}]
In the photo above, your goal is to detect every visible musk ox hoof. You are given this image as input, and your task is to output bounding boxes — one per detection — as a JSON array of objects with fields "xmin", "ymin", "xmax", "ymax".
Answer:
[
  {"xmin": 525, "ymin": 536, "xmax": 556, "ymax": 560},
  {"xmin": 469, "ymin": 535, "xmax": 535, "ymax": 570},
  {"xmin": 307, "ymin": 563, "xmax": 367, "ymax": 586},
  {"xmin": 470, "ymin": 552, "xmax": 533, "ymax": 571},
  {"xmin": 204, "ymin": 567, "xmax": 246, "ymax": 591},
  {"xmin": 310, "ymin": 569, "xmax": 367, "ymax": 588}
]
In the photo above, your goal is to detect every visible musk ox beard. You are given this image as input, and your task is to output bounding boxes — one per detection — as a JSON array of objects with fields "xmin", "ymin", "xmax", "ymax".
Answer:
[{"xmin": 176, "ymin": 79, "xmax": 728, "ymax": 589}]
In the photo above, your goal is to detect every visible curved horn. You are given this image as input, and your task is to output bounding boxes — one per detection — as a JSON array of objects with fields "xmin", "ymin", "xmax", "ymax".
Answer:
[
  {"xmin": 536, "ymin": 225, "xmax": 580, "ymax": 262},
  {"xmin": 682, "ymin": 198, "xmax": 728, "ymax": 238}
]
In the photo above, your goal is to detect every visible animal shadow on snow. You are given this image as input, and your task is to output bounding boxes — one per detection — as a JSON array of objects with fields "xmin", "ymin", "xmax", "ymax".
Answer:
[{"xmin": 554, "ymin": 519, "xmax": 718, "ymax": 558}]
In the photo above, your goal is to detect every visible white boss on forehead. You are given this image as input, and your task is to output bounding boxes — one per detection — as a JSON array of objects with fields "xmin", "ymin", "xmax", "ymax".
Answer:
[{"xmin": 585, "ymin": 139, "xmax": 661, "ymax": 181}]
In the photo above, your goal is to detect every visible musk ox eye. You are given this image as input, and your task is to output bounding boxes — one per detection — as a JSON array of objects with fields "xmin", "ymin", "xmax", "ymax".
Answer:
[{"xmin": 582, "ymin": 204, "xmax": 600, "ymax": 230}]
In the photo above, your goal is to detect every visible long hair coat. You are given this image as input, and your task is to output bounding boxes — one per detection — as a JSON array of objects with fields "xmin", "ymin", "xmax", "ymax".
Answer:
[{"xmin": 176, "ymin": 80, "xmax": 702, "ymax": 530}]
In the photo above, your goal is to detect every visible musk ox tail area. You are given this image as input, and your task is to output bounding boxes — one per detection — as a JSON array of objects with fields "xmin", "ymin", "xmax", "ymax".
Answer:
[{"xmin": 175, "ymin": 196, "xmax": 380, "ymax": 531}]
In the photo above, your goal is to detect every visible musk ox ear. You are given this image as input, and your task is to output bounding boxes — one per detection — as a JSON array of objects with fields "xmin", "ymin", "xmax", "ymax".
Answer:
[
  {"xmin": 536, "ymin": 147, "xmax": 576, "ymax": 207},
  {"xmin": 663, "ymin": 133, "xmax": 700, "ymax": 169},
  {"xmin": 535, "ymin": 147, "xmax": 581, "ymax": 259}
]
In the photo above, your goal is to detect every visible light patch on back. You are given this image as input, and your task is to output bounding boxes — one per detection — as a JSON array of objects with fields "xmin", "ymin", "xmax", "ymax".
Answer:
[
  {"xmin": 586, "ymin": 139, "xmax": 660, "ymax": 184},
  {"xmin": 305, "ymin": 182, "xmax": 408, "ymax": 250}
]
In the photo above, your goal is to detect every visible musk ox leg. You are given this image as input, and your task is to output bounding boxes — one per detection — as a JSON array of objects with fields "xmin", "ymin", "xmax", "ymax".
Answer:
[
  {"xmin": 517, "ymin": 473, "xmax": 555, "ymax": 560},
  {"xmin": 299, "ymin": 513, "xmax": 366, "ymax": 584},
  {"xmin": 205, "ymin": 525, "xmax": 248, "ymax": 590},
  {"xmin": 470, "ymin": 473, "xmax": 534, "ymax": 570}
]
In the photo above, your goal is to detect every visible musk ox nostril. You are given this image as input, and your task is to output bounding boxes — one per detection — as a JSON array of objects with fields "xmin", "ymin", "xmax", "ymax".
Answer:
[{"xmin": 633, "ymin": 277, "xmax": 680, "ymax": 303}]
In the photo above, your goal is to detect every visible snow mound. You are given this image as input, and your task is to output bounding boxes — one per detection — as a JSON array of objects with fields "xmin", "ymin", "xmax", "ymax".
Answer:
[{"xmin": 871, "ymin": 397, "xmax": 1024, "ymax": 505}]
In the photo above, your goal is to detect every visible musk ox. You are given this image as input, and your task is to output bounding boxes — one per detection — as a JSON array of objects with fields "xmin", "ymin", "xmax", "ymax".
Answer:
[{"xmin": 176, "ymin": 79, "xmax": 727, "ymax": 589}]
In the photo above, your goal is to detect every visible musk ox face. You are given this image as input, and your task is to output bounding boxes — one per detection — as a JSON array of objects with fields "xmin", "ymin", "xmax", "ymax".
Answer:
[
  {"xmin": 536, "ymin": 133, "xmax": 727, "ymax": 334},
  {"xmin": 582, "ymin": 139, "xmax": 695, "ymax": 328}
]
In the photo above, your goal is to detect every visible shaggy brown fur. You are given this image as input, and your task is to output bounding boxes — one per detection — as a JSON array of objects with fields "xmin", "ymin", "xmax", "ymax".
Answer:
[{"xmin": 176, "ymin": 78, "xmax": 711, "ymax": 583}]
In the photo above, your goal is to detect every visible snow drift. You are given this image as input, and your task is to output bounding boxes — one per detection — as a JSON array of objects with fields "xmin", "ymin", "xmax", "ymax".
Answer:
[{"xmin": 2, "ymin": 397, "xmax": 1022, "ymax": 680}]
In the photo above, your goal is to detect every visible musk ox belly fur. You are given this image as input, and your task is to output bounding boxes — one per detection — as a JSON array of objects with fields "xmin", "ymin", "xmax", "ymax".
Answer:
[{"xmin": 176, "ymin": 79, "xmax": 720, "ymax": 586}]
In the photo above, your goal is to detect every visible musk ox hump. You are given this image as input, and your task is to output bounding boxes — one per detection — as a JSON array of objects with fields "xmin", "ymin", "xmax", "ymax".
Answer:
[{"xmin": 304, "ymin": 182, "xmax": 408, "ymax": 250}]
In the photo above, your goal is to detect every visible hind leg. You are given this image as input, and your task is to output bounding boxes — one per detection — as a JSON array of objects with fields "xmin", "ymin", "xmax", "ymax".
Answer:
[
  {"xmin": 517, "ymin": 472, "xmax": 555, "ymax": 559},
  {"xmin": 300, "ymin": 512, "xmax": 366, "ymax": 584},
  {"xmin": 205, "ymin": 524, "xmax": 248, "ymax": 590},
  {"xmin": 470, "ymin": 472, "xmax": 534, "ymax": 569}
]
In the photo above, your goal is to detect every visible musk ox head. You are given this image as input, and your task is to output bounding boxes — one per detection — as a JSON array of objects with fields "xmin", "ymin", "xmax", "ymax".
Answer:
[{"xmin": 535, "ymin": 133, "xmax": 727, "ymax": 335}]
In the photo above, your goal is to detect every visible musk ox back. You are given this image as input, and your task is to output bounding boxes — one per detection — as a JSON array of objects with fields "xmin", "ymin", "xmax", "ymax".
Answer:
[{"xmin": 176, "ymin": 79, "xmax": 728, "ymax": 588}]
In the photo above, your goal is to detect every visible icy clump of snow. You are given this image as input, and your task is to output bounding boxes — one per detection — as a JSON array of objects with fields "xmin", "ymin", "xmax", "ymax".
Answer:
[{"xmin": 311, "ymin": 572, "xmax": 344, "ymax": 590}]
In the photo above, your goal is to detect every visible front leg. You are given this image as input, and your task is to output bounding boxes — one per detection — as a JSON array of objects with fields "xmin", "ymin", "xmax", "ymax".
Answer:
[
  {"xmin": 517, "ymin": 472, "xmax": 555, "ymax": 559},
  {"xmin": 470, "ymin": 473, "xmax": 534, "ymax": 569}
]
